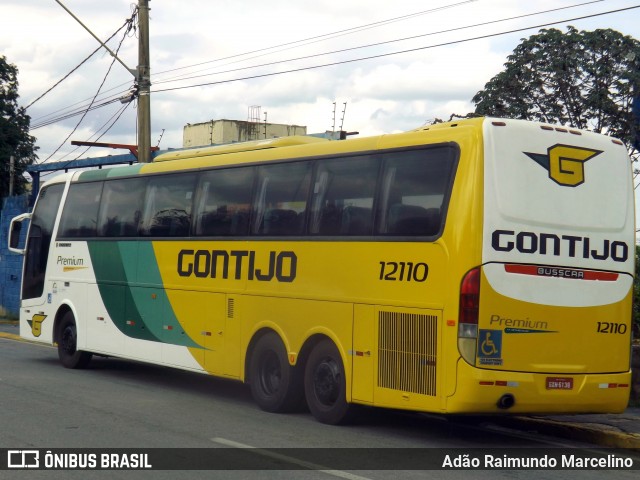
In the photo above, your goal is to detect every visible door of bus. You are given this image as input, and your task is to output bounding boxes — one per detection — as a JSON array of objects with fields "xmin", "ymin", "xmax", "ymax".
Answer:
[{"xmin": 17, "ymin": 184, "xmax": 65, "ymax": 342}]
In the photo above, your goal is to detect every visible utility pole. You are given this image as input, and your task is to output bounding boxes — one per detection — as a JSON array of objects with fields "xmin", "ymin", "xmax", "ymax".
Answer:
[{"xmin": 137, "ymin": 0, "xmax": 152, "ymax": 163}]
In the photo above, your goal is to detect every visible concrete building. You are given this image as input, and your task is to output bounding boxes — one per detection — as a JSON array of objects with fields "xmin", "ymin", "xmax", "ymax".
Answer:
[{"xmin": 183, "ymin": 119, "xmax": 307, "ymax": 148}]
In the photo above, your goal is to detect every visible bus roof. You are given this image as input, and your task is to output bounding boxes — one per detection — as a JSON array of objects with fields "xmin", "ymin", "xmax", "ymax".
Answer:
[
  {"xmin": 153, "ymin": 136, "xmax": 330, "ymax": 163},
  {"xmin": 74, "ymin": 119, "xmax": 483, "ymax": 181},
  {"xmin": 72, "ymin": 117, "xmax": 629, "ymax": 183}
]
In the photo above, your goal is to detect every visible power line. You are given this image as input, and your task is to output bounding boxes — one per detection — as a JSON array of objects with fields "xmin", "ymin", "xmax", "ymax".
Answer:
[
  {"xmin": 32, "ymin": 1, "xmax": 634, "ymax": 165},
  {"xmin": 25, "ymin": 45, "xmax": 103, "ymax": 112},
  {"xmin": 29, "ymin": 86, "xmax": 132, "ymax": 125},
  {"xmin": 38, "ymin": 17, "xmax": 135, "ymax": 164},
  {"xmin": 30, "ymin": 0, "xmax": 607, "ymax": 130},
  {"xmin": 29, "ymin": 1, "xmax": 479, "ymax": 128},
  {"xmin": 79, "ymin": 101, "xmax": 133, "ymax": 156},
  {"xmin": 24, "ymin": 15, "xmax": 136, "ymax": 111},
  {"xmin": 152, "ymin": 0, "xmax": 609, "ymax": 89},
  {"xmin": 30, "ymin": 95, "xmax": 125, "ymax": 129},
  {"xmin": 152, "ymin": 0, "xmax": 480, "ymax": 82},
  {"xmin": 152, "ymin": 5, "xmax": 640, "ymax": 94},
  {"xmin": 40, "ymin": 101, "xmax": 133, "ymax": 177}
]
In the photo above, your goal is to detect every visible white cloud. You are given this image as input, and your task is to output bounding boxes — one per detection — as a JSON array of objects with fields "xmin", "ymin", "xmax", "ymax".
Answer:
[{"xmin": 1, "ymin": 0, "xmax": 637, "ymax": 163}]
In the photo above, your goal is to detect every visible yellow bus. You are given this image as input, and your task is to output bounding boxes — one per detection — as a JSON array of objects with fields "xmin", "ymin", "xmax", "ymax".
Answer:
[{"xmin": 9, "ymin": 117, "xmax": 634, "ymax": 424}]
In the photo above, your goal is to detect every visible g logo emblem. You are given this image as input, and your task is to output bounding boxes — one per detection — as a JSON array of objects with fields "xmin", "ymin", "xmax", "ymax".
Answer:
[
  {"xmin": 27, "ymin": 314, "xmax": 47, "ymax": 337},
  {"xmin": 525, "ymin": 145, "xmax": 603, "ymax": 187}
]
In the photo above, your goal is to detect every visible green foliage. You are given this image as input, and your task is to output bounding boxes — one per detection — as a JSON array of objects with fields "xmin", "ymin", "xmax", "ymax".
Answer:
[
  {"xmin": 0, "ymin": 55, "xmax": 37, "ymax": 197},
  {"xmin": 472, "ymin": 27, "xmax": 640, "ymax": 161}
]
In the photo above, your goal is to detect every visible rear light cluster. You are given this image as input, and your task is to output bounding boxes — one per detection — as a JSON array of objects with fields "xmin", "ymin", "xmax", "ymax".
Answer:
[{"xmin": 458, "ymin": 267, "xmax": 480, "ymax": 365}]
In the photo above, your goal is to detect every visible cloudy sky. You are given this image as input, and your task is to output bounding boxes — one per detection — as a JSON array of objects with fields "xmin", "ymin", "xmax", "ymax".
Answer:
[{"xmin": 1, "ymin": 0, "xmax": 638, "ymax": 164}]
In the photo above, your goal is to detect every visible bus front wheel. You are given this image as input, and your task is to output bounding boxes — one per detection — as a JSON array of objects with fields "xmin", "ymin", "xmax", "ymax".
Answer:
[
  {"xmin": 57, "ymin": 311, "xmax": 92, "ymax": 369},
  {"xmin": 248, "ymin": 332, "xmax": 302, "ymax": 413},
  {"xmin": 304, "ymin": 339, "xmax": 352, "ymax": 425}
]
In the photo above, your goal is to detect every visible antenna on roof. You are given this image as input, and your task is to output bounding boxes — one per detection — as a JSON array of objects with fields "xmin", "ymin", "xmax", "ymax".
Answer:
[
  {"xmin": 331, "ymin": 102, "xmax": 337, "ymax": 134},
  {"xmin": 264, "ymin": 111, "xmax": 268, "ymax": 139},
  {"xmin": 339, "ymin": 102, "xmax": 347, "ymax": 132}
]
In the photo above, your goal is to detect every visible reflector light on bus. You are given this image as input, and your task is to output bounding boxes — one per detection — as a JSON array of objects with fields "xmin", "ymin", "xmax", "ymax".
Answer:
[{"xmin": 479, "ymin": 381, "xmax": 520, "ymax": 387}]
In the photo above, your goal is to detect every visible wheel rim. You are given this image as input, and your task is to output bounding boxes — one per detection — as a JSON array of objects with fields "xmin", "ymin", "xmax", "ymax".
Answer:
[
  {"xmin": 313, "ymin": 356, "xmax": 340, "ymax": 406},
  {"xmin": 61, "ymin": 325, "xmax": 77, "ymax": 355},
  {"xmin": 259, "ymin": 351, "xmax": 281, "ymax": 396}
]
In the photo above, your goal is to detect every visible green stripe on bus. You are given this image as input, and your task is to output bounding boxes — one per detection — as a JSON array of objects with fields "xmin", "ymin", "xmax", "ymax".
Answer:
[
  {"xmin": 87, "ymin": 241, "xmax": 200, "ymax": 348},
  {"xmin": 78, "ymin": 164, "xmax": 144, "ymax": 182}
]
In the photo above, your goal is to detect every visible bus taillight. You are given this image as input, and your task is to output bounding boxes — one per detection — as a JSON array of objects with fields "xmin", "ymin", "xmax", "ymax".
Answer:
[
  {"xmin": 458, "ymin": 267, "xmax": 480, "ymax": 365},
  {"xmin": 459, "ymin": 267, "xmax": 480, "ymax": 333}
]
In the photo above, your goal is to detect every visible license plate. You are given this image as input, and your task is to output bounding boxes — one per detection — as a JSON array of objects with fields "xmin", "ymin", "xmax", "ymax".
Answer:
[{"xmin": 546, "ymin": 377, "xmax": 573, "ymax": 390}]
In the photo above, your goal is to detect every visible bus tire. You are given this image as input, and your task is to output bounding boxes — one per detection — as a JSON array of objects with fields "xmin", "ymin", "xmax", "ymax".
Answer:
[
  {"xmin": 304, "ymin": 339, "xmax": 352, "ymax": 425},
  {"xmin": 249, "ymin": 332, "xmax": 303, "ymax": 413},
  {"xmin": 58, "ymin": 311, "xmax": 92, "ymax": 369}
]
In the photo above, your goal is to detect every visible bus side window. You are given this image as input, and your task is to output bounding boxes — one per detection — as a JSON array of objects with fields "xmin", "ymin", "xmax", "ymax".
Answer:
[
  {"xmin": 98, "ymin": 178, "xmax": 147, "ymax": 237},
  {"xmin": 377, "ymin": 147, "xmax": 457, "ymax": 237},
  {"xmin": 309, "ymin": 156, "xmax": 379, "ymax": 236},
  {"xmin": 194, "ymin": 167, "xmax": 254, "ymax": 236},
  {"xmin": 140, "ymin": 174, "xmax": 196, "ymax": 237},
  {"xmin": 58, "ymin": 182, "xmax": 104, "ymax": 238},
  {"xmin": 252, "ymin": 162, "xmax": 312, "ymax": 236}
]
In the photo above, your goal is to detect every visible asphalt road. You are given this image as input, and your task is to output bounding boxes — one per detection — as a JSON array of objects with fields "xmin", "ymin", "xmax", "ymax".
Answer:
[{"xmin": 0, "ymin": 336, "xmax": 637, "ymax": 480}]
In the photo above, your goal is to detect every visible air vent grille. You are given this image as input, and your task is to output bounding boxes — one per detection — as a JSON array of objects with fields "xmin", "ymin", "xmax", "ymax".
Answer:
[
  {"xmin": 227, "ymin": 298, "xmax": 235, "ymax": 319},
  {"xmin": 378, "ymin": 311, "xmax": 438, "ymax": 396}
]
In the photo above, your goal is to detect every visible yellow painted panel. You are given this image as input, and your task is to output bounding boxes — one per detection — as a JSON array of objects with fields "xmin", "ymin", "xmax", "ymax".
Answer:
[{"xmin": 477, "ymin": 272, "xmax": 632, "ymax": 374}]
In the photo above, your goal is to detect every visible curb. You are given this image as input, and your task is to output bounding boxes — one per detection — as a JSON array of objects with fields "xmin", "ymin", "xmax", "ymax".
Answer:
[
  {"xmin": 495, "ymin": 416, "xmax": 640, "ymax": 449},
  {"xmin": 0, "ymin": 332, "xmax": 21, "ymax": 341}
]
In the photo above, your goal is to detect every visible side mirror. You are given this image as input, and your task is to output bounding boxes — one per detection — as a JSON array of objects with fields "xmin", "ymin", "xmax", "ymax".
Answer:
[{"xmin": 8, "ymin": 213, "xmax": 31, "ymax": 254}]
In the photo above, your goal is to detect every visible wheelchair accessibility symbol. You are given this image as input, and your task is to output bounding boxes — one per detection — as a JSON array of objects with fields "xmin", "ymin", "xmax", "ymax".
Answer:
[{"xmin": 478, "ymin": 329, "xmax": 502, "ymax": 358}]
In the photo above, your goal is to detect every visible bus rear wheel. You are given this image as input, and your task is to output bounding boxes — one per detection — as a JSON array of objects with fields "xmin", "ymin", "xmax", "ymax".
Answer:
[
  {"xmin": 304, "ymin": 339, "xmax": 352, "ymax": 425},
  {"xmin": 249, "ymin": 332, "xmax": 302, "ymax": 413},
  {"xmin": 58, "ymin": 311, "xmax": 92, "ymax": 369}
]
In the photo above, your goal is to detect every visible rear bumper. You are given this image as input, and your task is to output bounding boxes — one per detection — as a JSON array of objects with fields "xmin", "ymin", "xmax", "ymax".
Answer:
[{"xmin": 446, "ymin": 359, "xmax": 631, "ymax": 414}]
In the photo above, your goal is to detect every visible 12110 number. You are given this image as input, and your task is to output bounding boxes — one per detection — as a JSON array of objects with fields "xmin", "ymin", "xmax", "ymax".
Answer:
[
  {"xmin": 596, "ymin": 322, "xmax": 627, "ymax": 334},
  {"xmin": 379, "ymin": 261, "xmax": 428, "ymax": 282}
]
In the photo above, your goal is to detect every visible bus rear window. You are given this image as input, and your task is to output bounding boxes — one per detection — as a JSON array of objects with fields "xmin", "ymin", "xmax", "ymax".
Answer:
[{"xmin": 376, "ymin": 147, "xmax": 457, "ymax": 237}]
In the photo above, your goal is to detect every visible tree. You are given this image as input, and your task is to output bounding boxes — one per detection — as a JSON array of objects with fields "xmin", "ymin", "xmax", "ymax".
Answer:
[
  {"xmin": 472, "ymin": 27, "xmax": 640, "ymax": 162},
  {"xmin": 0, "ymin": 55, "xmax": 37, "ymax": 198}
]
